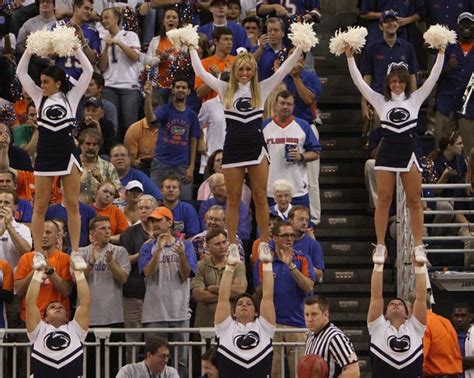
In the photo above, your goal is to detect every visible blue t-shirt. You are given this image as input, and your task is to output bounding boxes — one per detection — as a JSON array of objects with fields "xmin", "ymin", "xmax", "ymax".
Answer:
[
  {"xmin": 284, "ymin": 70, "xmax": 322, "ymax": 123},
  {"xmin": 198, "ymin": 21, "xmax": 251, "ymax": 56},
  {"xmin": 120, "ymin": 168, "xmax": 163, "ymax": 200},
  {"xmin": 14, "ymin": 199, "xmax": 32, "ymax": 223},
  {"xmin": 293, "ymin": 234, "xmax": 324, "ymax": 271},
  {"xmin": 433, "ymin": 154, "xmax": 467, "ymax": 198},
  {"xmin": 257, "ymin": 46, "xmax": 282, "ymax": 81},
  {"xmin": 254, "ymin": 245, "xmax": 315, "ymax": 327},
  {"xmin": 199, "ymin": 197, "xmax": 250, "ymax": 240},
  {"xmin": 360, "ymin": 0, "xmax": 425, "ymax": 43},
  {"xmin": 436, "ymin": 43, "xmax": 474, "ymax": 119},
  {"xmin": 171, "ymin": 201, "xmax": 201, "ymax": 238},
  {"xmin": 55, "ymin": 22, "xmax": 101, "ymax": 81},
  {"xmin": 45, "ymin": 203, "xmax": 97, "ymax": 247},
  {"xmin": 424, "ymin": 0, "xmax": 473, "ymax": 31},
  {"xmin": 154, "ymin": 103, "xmax": 200, "ymax": 166},
  {"xmin": 256, "ymin": 0, "xmax": 320, "ymax": 16},
  {"xmin": 137, "ymin": 239, "xmax": 197, "ymax": 275},
  {"xmin": 360, "ymin": 37, "xmax": 419, "ymax": 94}
]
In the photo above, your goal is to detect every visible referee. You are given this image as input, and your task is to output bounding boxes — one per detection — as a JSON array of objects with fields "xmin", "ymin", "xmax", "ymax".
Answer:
[{"xmin": 304, "ymin": 295, "xmax": 360, "ymax": 377}]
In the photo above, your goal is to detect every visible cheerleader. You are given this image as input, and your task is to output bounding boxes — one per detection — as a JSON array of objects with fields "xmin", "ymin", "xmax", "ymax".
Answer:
[
  {"xmin": 16, "ymin": 47, "xmax": 93, "ymax": 254},
  {"xmin": 189, "ymin": 43, "xmax": 303, "ymax": 255},
  {"xmin": 344, "ymin": 45, "xmax": 445, "ymax": 262}
]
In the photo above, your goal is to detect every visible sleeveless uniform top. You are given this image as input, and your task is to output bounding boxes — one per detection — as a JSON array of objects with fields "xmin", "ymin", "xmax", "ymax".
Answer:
[
  {"xmin": 347, "ymin": 53, "xmax": 444, "ymax": 172},
  {"xmin": 368, "ymin": 315, "xmax": 425, "ymax": 378},
  {"xmin": 16, "ymin": 49, "xmax": 93, "ymax": 176},
  {"xmin": 28, "ymin": 320, "xmax": 87, "ymax": 378},
  {"xmin": 190, "ymin": 46, "xmax": 303, "ymax": 168},
  {"xmin": 216, "ymin": 315, "xmax": 275, "ymax": 377}
]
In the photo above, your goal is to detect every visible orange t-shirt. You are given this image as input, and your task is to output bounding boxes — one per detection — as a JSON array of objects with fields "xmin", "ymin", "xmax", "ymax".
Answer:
[
  {"xmin": 15, "ymin": 170, "xmax": 62, "ymax": 205},
  {"xmin": 194, "ymin": 54, "xmax": 236, "ymax": 102},
  {"xmin": 93, "ymin": 203, "xmax": 129, "ymax": 235},
  {"xmin": 423, "ymin": 310, "xmax": 463, "ymax": 376},
  {"xmin": 0, "ymin": 259, "xmax": 14, "ymax": 292},
  {"xmin": 13, "ymin": 99, "xmax": 28, "ymax": 126},
  {"xmin": 251, "ymin": 239, "xmax": 261, "ymax": 265},
  {"xmin": 156, "ymin": 37, "xmax": 177, "ymax": 89},
  {"xmin": 15, "ymin": 250, "xmax": 72, "ymax": 321}
]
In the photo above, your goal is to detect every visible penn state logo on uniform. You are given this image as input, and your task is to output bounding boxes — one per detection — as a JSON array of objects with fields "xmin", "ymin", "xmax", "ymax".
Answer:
[
  {"xmin": 387, "ymin": 108, "xmax": 410, "ymax": 123},
  {"xmin": 234, "ymin": 331, "xmax": 260, "ymax": 350},
  {"xmin": 45, "ymin": 104, "xmax": 67, "ymax": 120},
  {"xmin": 44, "ymin": 331, "xmax": 71, "ymax": 351},
  {"xmin": 234, "ymin": 97, "xmax": 253, "ymax": 112},
  {"xmin": 387, "ymin": 335, "xmax": 411, "ymax": 353}
]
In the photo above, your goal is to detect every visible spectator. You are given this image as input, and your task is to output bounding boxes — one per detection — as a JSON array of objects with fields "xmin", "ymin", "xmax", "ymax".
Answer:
[
  {"xmin": 138, "ymin": 207, "xmax": 197, "ymax": 377},
  {"xmin": 253, "ymin": 17, "xmax": 286, "ymax": 81},
  {"xmin": 143, "ymin": 6, "xmax": 181, "ymax": 105},
  {"xmin": 160, "ymin": 175, "xmax": 200, "ymax": 239},
  {"xmin": 269, "ymin": 179, "xmax": 294, "ymax": 220},
  {"xmin": 263, "ymin": 90, "xmax": 321, "ymax": 209},
  {"xmin": 109, "ymin": 144, "xmax": 163, "ymax": 201},
  {"xmin": 45, "ymin": 182, "xmax": 97, "ymax": 248},
  {"xmin": 119, "ymin": 195, "xmax": 158, "ymax": 362},
  {"xmin": 78, "ymin": 128, "xmax": 121, "ymax": 204},
  {"xmin": 191, "ymin": 228, "xmax": 247, "ymax": 327},
  {"xmin": 198, "ymin": 0, "xmax": 250, "ymax": 55},
  {"xmin": 116, "ymin": 180, "xmax": 143, "ymax": 225},
  {"xmin": 92, "ymin": 180, "xmax": 129, "ymax": 236},
  {"xmin": 15, "ymin": 220, "xmax": 72, "ymax": 323},
  {"xmin": 199, "ymin": 173, "xmax": 251, "ymax": 241},
  {"xmin": 195, "ymin": 26, "xmax": 236, "ymax": 103},
  {"xmin": 11, "ymin": 101, "xmax": 38, "ymax": 157},
  {"xmin": 289, "ymin": 206, "xmax": 324, "ymax": 282},
  {"xmin": 423, "ymin": 0, "xmax": 472, "ymax": 32},
  {"xmin": 55, "ymin": 0, "xmax": 100, "ymax": 83},
  {"xmin": 192, "ymin": 205, "xmax": 244, "ymax": 260},
  {"xmin": 116, "ymin": 336, "xmax": 179, "ymax": 378},
  {"xmin": 98, "ymin": 7, "xmax": 142, "ymax": 137},
  {"xmin": 256, "ymin": 0, "xmax": 320, "ymax": 19},
  {"xmin": 0, "ymin": 257, "xmax": 13, "ymax": 327},
  {"xmin": 79, "ymin": 97, "xmax": 117, "ymax": 157},
  {"xmin": 451, "ymin": 303, "xmax": 474, "ymax": 375},
  {"xmin": 251, "ymin": 213, "xmax": 284, "ymax": 265},
  {"xmin": 360, "ymin": 10, "xmax": 419, "ymax": 126},
  {"xmin": 144, "ymin": 77, "xmax": 199, "ymax": 201},
  {"xmin": 1, "ymin": 118, "xmax": 34, "ymax": 172},
  {"xmin": 227, "ymin": 0, "xmax": 241, "ymax": 21},
  {"xmin": 254, "ymin": 221, "xmax": 315, "ymax": 378},
  {"xmin": 16, "ymin": 0, "xmax": 57, "ymax": 81},
  {"xmin": 201, "ymin": 348, "xmax": 219, "ymax": 378},
  {"xmin": 423, "ymin": 292, "xmax": 463, "ymax": 377},
  {"xmin": 0, "ymin": 172, "xmax": 33, "ymax": 223},
  {"xmin": 79, "ymin": 215, "xmax": 130, "ymax": 378},
  {"xmin": 304, "ymin": 295, "xmax": 360, "ymax": 377},
  {"xmin": 368, "ymin": 245, "xmax": 427, "ymax": 376},
  {"xmin": 359, "ymin": 1, "xmax": 423, "ymax": 43},
  {"xmin": 77, "ymin": 72, "xmax": 119, "ymax": 131},
  {"xmin": 434, "ymin": 12, "xmax": 474, "ymax": 152},
  {"xmin": 241, "ymin": 16, "xmax": 261, "ymax": 48}
]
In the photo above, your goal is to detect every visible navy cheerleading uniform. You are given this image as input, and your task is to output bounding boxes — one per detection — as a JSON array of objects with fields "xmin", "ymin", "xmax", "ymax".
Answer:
[
  {"xmin": 190, "ymin": 46, "xmax": 302, "ymax": 169},
  {"xmin": 16, "ymin": 49, "xmax": 93, "ymax": 176},
  {"xmin": 347, "ymin": 52, "xmax": 444, "ymax": 172}
]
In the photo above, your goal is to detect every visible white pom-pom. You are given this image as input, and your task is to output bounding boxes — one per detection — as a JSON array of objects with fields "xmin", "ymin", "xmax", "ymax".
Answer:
[
  {"xmin": 423, "ymin": 24, "xmax": 457, "ymax": 50},
  {"xmin": 288, "ymin": 22, "xmax": 319, "ymax": 53},
  {"xmin": 51, "ymin": 24, "xmax": 81, "ymax": 57},
  {"xmin": 26, "ymin": 28, "xmax": 54, "ymax": 58},
  {"xmin": 167, "ymin": 24, "xmax": 199, "ymax": 51},
  {"xmin": 329, "ymin": 26, "xmax": 368, "ymax": 56}
]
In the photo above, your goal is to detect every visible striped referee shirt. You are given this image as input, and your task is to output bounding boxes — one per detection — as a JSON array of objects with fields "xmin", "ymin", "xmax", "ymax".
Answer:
[{"xmin": 304, "ymin": 322, "xmax": 358, "ymax": 378}]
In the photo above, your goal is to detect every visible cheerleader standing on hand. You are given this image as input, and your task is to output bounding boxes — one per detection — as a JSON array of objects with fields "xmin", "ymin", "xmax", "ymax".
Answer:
[
  {"xmin": 344, "ymin": 45, "xmax": 445, "ymax": 261},
  {"xmin": 189, "ymin": 44, "xmax": 303, "ymax": 254},
  {"xmin": 16, "ymin": 47, "xmax": 93, "ymax": 254}
]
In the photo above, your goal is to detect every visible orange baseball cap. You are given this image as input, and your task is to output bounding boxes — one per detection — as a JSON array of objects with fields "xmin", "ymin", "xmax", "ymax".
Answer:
[{"xmin": 148, "ymin": 207, "xmax": 173, "ymax": 222}]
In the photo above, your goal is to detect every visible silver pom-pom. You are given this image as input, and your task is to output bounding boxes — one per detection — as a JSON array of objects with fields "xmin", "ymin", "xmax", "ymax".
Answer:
[
  {"xmin": 26, "ymin": 28, "xmax": 54, "ymax": 58},
  {"xmin": 51, "ymin": 24, "xmax": 81, "ymax": 57},
  {"xmin": 329, "ymin": 26, "xmax": 368, "ymax": 56},
  {"xmin": 288, "ymin": 22, "xmax": 319, "ymax": 53},
  {"xmin": 423, "ymin": 24, "xmax": 457, "ymax": 50}
]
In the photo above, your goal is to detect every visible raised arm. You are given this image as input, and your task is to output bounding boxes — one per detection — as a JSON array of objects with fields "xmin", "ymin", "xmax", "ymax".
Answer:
[
  {"xmin": 189, "ymin": 47, "xmax": 226, "ymax": 98},
  {"xmin": 367, "ymin": 248, "xmax": 385, "ymax": 323},
  {"xmin": 214, "ymin": 246, "xmax": 240, "ymax": 325},
  {"xmin": 260, "ymin": 46, "xmax": 303, "ymax": 101},
  {"xmin": 69, "ymin": 48, "xmax": 94, "ymax": 106},
  {"xmin": 412, "ymin": 253, "xmax": 428, "ymax": 325},
  {"xmin": 16, "ymin": 50, "xmax": 43, "ymax": 104},
  {"xmin": 73, "ymin": 269, "xmax": 91, "ymax": 331},
  {"xmin": 259, "ymin": 260, "xmax": 275, "ymax": 325},
  {"xmin": 412, "ymin": 50, "xmax": 445, "ymax": 104},
  {"xmin": 25, "ymin": 269, "xmax": 44, "ymax": 333}
]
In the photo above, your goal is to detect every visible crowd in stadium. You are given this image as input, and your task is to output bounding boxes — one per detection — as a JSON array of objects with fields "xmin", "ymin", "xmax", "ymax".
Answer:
[{"xmin": 0, "ymin": 0, "xmax": 473, "ymax": 376}]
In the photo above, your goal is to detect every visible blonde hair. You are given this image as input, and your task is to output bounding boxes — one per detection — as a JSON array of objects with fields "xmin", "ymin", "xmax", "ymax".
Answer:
[{"xmin": 223, "ymin": 52, "xmax": 261, "ymax": 110}]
